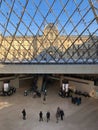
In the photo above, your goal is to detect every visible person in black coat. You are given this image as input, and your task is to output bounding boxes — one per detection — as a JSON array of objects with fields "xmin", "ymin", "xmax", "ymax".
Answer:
[
  {"xmin": 22, "ymin": 109, "xmax": 26, "ymax": 120},
  {"xmin": 60, "ymin": 109, "xmax": 64, "ymax": 120},
  {"xmin": 39, "ymin": 111, "xmax": 43, "ymax": 121},
  {"xmin": 46, "ymin": 111, "xmax": 50, "ymax": 122}
]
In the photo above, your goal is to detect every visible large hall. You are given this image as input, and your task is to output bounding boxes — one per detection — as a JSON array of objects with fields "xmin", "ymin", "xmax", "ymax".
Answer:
[{"xmin": 0, "ymin": 0, "xmax": 98, "ymax": 130}]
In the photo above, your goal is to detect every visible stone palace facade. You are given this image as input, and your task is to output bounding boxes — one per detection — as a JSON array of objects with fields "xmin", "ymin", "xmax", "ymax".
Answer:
[{"xmin": 0, "ymin": 23, "xmax": 98, "ymax": 63}]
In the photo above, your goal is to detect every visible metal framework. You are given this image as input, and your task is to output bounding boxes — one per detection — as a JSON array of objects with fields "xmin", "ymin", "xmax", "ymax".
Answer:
[
  {"xmin": 89, "ymin": 0, "xmax": 98, "ymax": 23},
  {"xmin": 0, "ymin": 0, "xmax": 98, "ymax": 64}
]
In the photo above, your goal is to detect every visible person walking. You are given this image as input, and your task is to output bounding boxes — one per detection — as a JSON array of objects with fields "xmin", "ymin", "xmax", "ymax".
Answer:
[
  {"xmin": 56, "ymin": 107, "xmax": 61, "ymax": 123},
  {"xmin": 39, "ymin": 111, "xmax": 43, "ymax": 121},
  {"xmin": 22, "ymin": 109, "xmax": 26, "ymax": 120},
  {"xmin": 43, "ymin": 94, "xmax": 46, "ymax": 104},
  {"xmin": 60, "ymin": 109, "xmax": 64, "ymax": 120},
  {"xmin": 46, "ymin": 111, "xmax": 50, "ymax": 122}
]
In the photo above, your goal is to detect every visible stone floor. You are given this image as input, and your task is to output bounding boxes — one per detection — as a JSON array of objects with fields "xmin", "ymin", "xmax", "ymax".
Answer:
[{"xmin": 0, "ymin": 81, "xmax": 98, "ymax": 130}]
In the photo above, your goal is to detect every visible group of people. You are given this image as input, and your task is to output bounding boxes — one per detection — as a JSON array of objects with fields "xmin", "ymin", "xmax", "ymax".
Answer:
[
  {"xmin": 22, "ymin": 107, "xmax": 64, "ymax": 123},
  {"xmin": 59, "ymin": 86, "xmax": 72, "ymax": 98},
  {"xmin": 56, "ymin": 107, "xmax": 64, "ymax": 123},
  {"xmin": 22, "ymin": 109, "xmax": 50, "ymax": 122},
  {"xmin": 58, "ymin": 84, "xmax": 82, "ymax": 106},
  {"xmin": 39, "ymin": 111, "xmax": 50, "ymax": 122},
  {"xmin": 71, "ymin": 96, "xmax": 81, "ymax": 105}
]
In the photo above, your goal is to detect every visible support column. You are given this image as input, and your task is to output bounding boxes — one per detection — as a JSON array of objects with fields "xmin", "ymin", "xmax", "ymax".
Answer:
[
  {"xmin": 60, "ymin": 75, "xmax": 64, "ymax": 88},
  {"xmin": 10, "ymin": 77, "xmax": 19, "ymax": 88}
]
